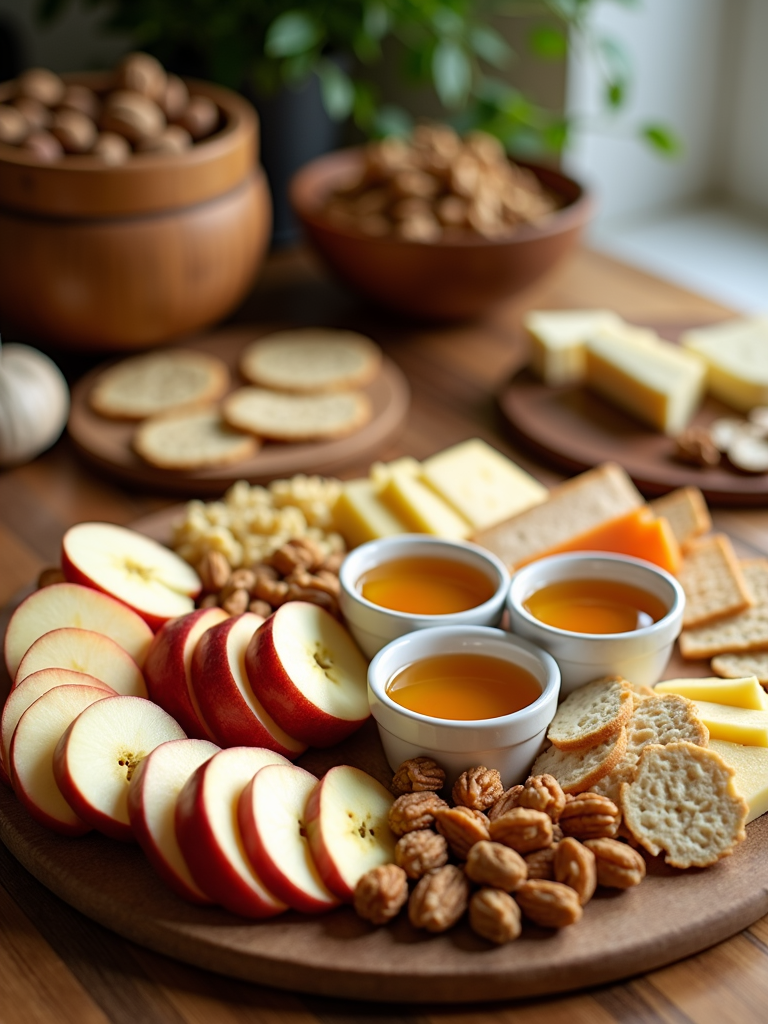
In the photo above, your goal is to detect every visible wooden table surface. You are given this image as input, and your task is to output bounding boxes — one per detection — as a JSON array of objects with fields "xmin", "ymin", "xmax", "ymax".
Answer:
[{"xmin": 3, "ymin": 245, "xmax": 768, "ymax": 1024}]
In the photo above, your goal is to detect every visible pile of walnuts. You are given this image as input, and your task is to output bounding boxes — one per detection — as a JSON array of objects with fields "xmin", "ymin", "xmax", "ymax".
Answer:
[{"xmin": 354, "ymin": 757, "xmax": 646, "ymax": 944}]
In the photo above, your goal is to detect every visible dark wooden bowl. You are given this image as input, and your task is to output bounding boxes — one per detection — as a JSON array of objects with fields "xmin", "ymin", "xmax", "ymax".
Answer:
[
  {"xmin": 0, "ymin": 74, "xmax": 271, "ymax": 351},
  {"xmin": 290, "ymin": 147, "xmax": 592, "ymax": 321}
]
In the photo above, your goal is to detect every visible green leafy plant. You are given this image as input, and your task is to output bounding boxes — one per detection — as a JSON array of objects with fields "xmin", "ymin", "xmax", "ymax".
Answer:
[{"xmin": 38, "ymin": 0, "xmax": 679, "ymax": 158}]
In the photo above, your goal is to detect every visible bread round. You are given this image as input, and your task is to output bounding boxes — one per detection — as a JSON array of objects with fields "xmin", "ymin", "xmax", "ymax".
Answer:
[
  {"xmin": 239, "ymin": 329, "xmax": 382, "ymax": 393},
  {"xmin": 133, "ymin": 407, "xmax": 257, "ymax": 470},
  {"xmin": 530, "ymin": 728, "xmax": 627, "ymax": 795},
  {"xmin": 547, "ymin": 676, "xmax": 633, "ymax": 751},
  {"xmin": 89, "ymin": 349, "xmax": 230, "ymax": 420},
  {"xmin": 222, "ymin": 386, "xmax": 371, "ymax": 442}
]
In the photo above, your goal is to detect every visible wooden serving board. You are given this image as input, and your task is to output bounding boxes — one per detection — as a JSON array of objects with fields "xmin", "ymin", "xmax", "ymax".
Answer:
[
  {"xmin": 498, "ymin": 324, "xmax": 768, "ymax": 505},
  {"xmin": 67, "ymin": 326, "xmax": 410, "ymax": 495}
]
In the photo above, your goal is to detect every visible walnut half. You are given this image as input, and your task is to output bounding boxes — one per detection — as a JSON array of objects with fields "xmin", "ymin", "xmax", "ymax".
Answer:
[
  {"xmin": 408, "ymin": 864, "xmax": 470, "ymax": 932},
  {"xmin": 354, "ymin": 864, "xmax": 409, "ymax": 925}
]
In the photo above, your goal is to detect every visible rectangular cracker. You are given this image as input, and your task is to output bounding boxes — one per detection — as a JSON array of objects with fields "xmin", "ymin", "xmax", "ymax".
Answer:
[
  {"xmin": 711, "ymin": 651, "xmax": 768, "ymax": 686},
  {"xmin": 678, "ymin": 533, "xmax": 754, "ymax": 629},
  {"xmin": 649, "ymin": 486, "xmax": 711, "ymax": 546},
  {"xmin": 679, "ymin": 559, "xmax": 768, "ymax": 659}
]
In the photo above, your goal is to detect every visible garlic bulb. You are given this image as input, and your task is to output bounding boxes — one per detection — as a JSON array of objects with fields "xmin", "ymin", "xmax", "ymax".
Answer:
[{"xmin": 0, "ymin": 341, "xmax": 70, "ymax": 467}]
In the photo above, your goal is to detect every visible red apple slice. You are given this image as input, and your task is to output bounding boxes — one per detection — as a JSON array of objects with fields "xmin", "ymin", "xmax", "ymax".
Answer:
[
  {"xmin": 10, "ymin": 683, "xmax": 113, "ymax": 835},
  {"xmin": 53, "ymin": 694, "xmax": 187, "ymax": 842},
  {"xmin": 143, "ymin": 607, "xmax": 228, "ymax": 740},
  {"xmin": 304, "ymin": 764, "xmax": 397, "ymax": 901},
  {"xmin": 127, "ymin": 737, "xmax": 220, "ymax": 904},
  {"xmin": 238, "ymin": 762, "xmax": 340, "ymax": 914},
  {"xmin": 191, "ymin": 613, "xmax": 307, "ymax": 758},
  {"xmin": 244, "ymin": 602, "xmax": 370, "ymax": 747},
  {"xmin": 15, "ymin": 627, "xmax": 147, "ymax": 697},
  {"xmin": 175, "ymin": 745, "xmax": 289, "ymax": 918},
  {"xmin": 61, "ymin": 522, "xmax": 202, "ymax": 630},
  {"xmin": 4, "ymin": 582, "xmax": 154, "ymax": 679}
]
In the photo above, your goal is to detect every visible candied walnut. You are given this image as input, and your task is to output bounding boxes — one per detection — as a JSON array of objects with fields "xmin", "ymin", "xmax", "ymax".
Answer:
[
  {"xmin": 37, "ymin": 567, "xmax": 66, "ymax": 589},
  {"xmin": 354, "ymin": 864, "xmax": 409, "ymax": 925},
  {"xmin": 395, "ymin": 830, "xmax": 449, "ymax": 879},
  {"xmin": 552, "ymin": 823, "xmax": 564, "ymax": 843},
  {"xmin": 488, "ymin": 785, "xmax": 523, "ymax": 822},
  {"xmin": 227, "ymin": 567, "xmax": 257, "ymax": 593},
  {"xmin": 517, "ymin": 774, "xmax": 566, "ymax": 822},
  {"xmin": 489, "ymin": 808, "xmax": 553, "ymax": 854},
  {"xmin": 286, "ymin": 584, "xmax": 340, "ymax": 618},
  {"xmin": 435, "ymin": 806, "xmax": 490, "ymax": 859},
  {"xmin": 289, "ymin": 536, "xmax": 326, "ymax": 572},
  {"xmin": 516, "ymin": 879, "xmax": 583, "ymax": 928},
  {"xmin": 408, "ymin": 865, "xmax": 470, "ymax": 932},
  {"xmin": 251, "ymin": 563, "xmax": 279, "ymax": 584},
  {"xmin": 270, "ymin": 541, "xmax": 317, "ymax": 575},
  {"xmin": 221, "ymin": 587, "xmax": 249, "ymax": 616},
  {"xmin": 553, "ymin": 837, "xmax": 596, "ymax": 906},
  {"xmin": 675, "ymin": 427, "xmax": 720, "ymax": 468},
  {"xmin": 249, "ymin": 598, "xmax": 273, "ymax": 618},
  {"xmin": 524, "ymin": 845, "xmax": 558, "ymax": 880},
  {"xmin": 389, "ymin": 792, "xmax": 448, "ymax": 837},
  {"xmin": 584, "ymin": 838, "xmax": 646, "ymax": 889},
  {"xmin": 321, "ymin": 550, "xmax": 345, "ymax": 575},
  {"xmin": 469, "ymin": 888, "xmax": 522, "ymax": 945},
  {"xmin": 196, "ymin": 550, "xmax": 231, "ymax": 592},
  {"xmin": 452, "ymin": 766, "xmax": 504, "ymax": 810},
  {"xmin": 391, "ymin": 756, "xmax": 446, "ymax": 795},
  {"xmin": 560, "ymin": 792, "xmax": 621, "ymax": 840},
  {"xmin": 286, "ymin": 568, "xmax": 341, "ymax": 600},
  {"xmin": 253, "ymin": 576, "xmax": 290, "ymax": 607},
  {"xmin": 465, "ymin": 840, "xmax": 527, "ymax": 892},
  {"xmin": 200, "ymin": 593, "xmax": 220, "ymax": 608}
]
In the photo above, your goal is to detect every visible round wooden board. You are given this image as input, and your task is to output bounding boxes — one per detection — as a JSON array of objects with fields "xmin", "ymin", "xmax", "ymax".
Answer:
[
  {"xmin": 67, "ymin": 326, "xmax": 410, "ymax": 495},
  {"xmin": 498, "ymin": 324, "xmax": 768, "ymax": 505}
]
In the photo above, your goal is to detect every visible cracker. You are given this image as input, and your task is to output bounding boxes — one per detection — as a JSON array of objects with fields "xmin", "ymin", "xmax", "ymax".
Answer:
[
  {"xmin": 649, "ymin": 486, "xmax": 711, "ymax": 546},
  {"xmin": 620, "ymin": 741, "xmax": 747, "ymax": 868},
  {"xmin": 239, "ymin": 329, "xmax": 382, "ymax": 393},
  {"xmin": 712, "ymin": 651, "xmax": 768, "ymax": 685},
  {"xmin": 678, "ymin": 533, "xmax": 754, "ymax": 629},
  {"xmin": 133, "ymin": 407, "xmax": 258, "ymax": 470},
  {"xmin": 222, "ymin": 387, "xmax": 372, "ymax": 442},
  {"xmin": 679, "ymin": 559, "xmax": 768, "ymax": 659},
  {"xmin": 531, "ymin": 727, "xmax": 627, "ymax": 794},
  {"xmin": 547, "ymin": 676, "xmax": 633, "ymax": 751},
  {"xmin": 89, "ymin": 349, "xmax": 230, "ymax": 420}
]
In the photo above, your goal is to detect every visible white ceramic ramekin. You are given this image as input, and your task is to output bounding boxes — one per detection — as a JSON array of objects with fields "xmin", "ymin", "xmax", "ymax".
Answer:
[
  {"xmin": 367, "ymin": 625, "xmax": 561, "ymax": 787},
  {"xmin": 339, "ymin": 534, "xmax": 510, "ymax": 659},
  {"xmin": 506, "ymin": 551, "xmax": 685, "ymax": 696}
]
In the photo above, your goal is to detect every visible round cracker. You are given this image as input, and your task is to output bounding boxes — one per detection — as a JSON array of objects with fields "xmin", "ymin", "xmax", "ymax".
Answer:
[
  {"xmin": 239, "ymin": 329, "xmax": 382, "ymax": 393},
  {"xmin": 133, "ymin": 407, "xmax": 257, "ymax": 470},
  {"xmin": 222, "ymin": 386, "xmax": 372, "ymax": 442}
]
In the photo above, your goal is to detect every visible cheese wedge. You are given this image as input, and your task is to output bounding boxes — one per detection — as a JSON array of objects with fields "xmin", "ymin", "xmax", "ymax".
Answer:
[
  {"xmin": 420, "ymin": 438, "xmax": 548, "ymax": 532},
  {"xmin": 333, "ymin": 479, "xmax": 409, "ymax": 548},
  {"xmin": 525, "ymin": 309, "xmax": 624, "ymax": 386},
  {"xmin": 682, "ymin": 317, "xmax": 768, "ymax": 412},
  {"xmin": 379, "ymin": 471, "xmax": 470, "ymax": 539},
  {"xmin": 691, "ymin": 699, "xmax": 768, "ymax": 747},
  {"xmin": 655, "ymin": 676, "xmax": 768, "ymax": 711},
  {"xmin": 585, "ymin": 324, "xmax": 707, "ymax": 436},
  {"xmin": 708, "ymin": 739, "xmax": 768, "ymax": 823}
]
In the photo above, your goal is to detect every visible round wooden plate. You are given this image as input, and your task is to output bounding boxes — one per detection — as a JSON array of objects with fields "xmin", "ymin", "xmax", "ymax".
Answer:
[
  {"xmin": 498, "ymin": 324, "xmax": 768, "ymax": 505},
  {"xmin": 67, "ymin": 326, "xmax": 410, "ymax": 495}
]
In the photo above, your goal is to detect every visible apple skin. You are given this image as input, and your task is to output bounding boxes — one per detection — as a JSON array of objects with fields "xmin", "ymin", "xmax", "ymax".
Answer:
[
  {"xmin": 244, "ymin": 602, "xmax": 370, "ymax": 748},
  {"xmin": 191, "ymin": 613, "xmax": 307, "ymax": 759},
  {"xmin": 143, "ymin": 607, "xmax": 228, "ymax": 740}
]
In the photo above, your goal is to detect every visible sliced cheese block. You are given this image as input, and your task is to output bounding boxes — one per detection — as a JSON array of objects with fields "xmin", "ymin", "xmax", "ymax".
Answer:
[
  {"xmin": 682, "ymin": 317, "xmax": 768, "ymax": 412},
  {"xmin": 585, "ymin": 324, "xmax": 707, "ymax": 436},
  {"xmin": 655, "ymin": 676, "xmax": 768, "ymax": 711},
  {"xmin": 708, "ymin": 739, "xmax": 768, "ymax": 823},
  {"xmin": 333, "ymin": 479, "xmax": 409, "ymax": 549},
  {"xmin": 525, "ymin": 309, "xmax": 624, "ymax": 386},
  {"xmin": 691, "ymin": 699, "xmax": 768, "ymax": 747},
  {"xmin": 369, "ymin": 457, "xmax": 421, "ymax": 487},
  {"xmin": 379, "ymin": 471, "xmax": 470, "ymax": 539},
  {"xmin": 420, "ymin": 438, "xmax": 548, "ymax": 532}
]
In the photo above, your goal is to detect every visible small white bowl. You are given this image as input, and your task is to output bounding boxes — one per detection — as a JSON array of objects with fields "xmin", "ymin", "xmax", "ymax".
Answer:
[
  {"xmin": 507, "ymin": 551, "xmax": 685, "ymax": 696},
  {"xmin": 339, "ymin": 534, "xmax": 509, "ymax": 658},
  {"xmin": 367, "ymin": 625, "xmax": 560, "ymax": 787}
]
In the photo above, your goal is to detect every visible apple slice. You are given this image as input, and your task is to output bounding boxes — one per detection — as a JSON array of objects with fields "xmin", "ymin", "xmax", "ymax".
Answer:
[
  {"xmin": 127, "ymin": 737, "xmax": 220, "ymax": 904},
  {"xmin": 191, "ymin": 613, "xmax": 307, "ymax": 758},
  {"xmin": 15, "ymin": 627, "xmax": 147, "ymax": 697},
  {"xmin": 244, "ymin": 602, "xmax": 370, "ymax": 747},
  {"xmin": 61, "ymin": 522, "xmax": 202, "ymax": 631},
  {"xmin": 4, "ymin": 582, "xmax": 154, "ymax": 679},
  {"xmin": 143, "ymin": 607, "xmax": 228, "ymax": 740},
  {"xmin": 175, "ymin": 745, "xmax": 289, "ymax": 918},
  {"xmin": 10, "ymin": 683, "xmax": 113, "ymax": 835},
  {"xmin": 304, "ymin": 765, "xmax": 397, "ymax": 901},
  {"xmin": 53, "ymin": 694, "xmax": 187, "ymax": 842},
  {"xmin": 238, "ymin": 762, "xmax": 340, "ymax": 914}
]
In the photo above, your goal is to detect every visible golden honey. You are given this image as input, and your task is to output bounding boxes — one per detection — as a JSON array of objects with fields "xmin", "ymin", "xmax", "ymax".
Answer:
[
  {"xmin": 359, "ymin": 555, "xmax": 495, "ymax": 615},
  {"xmin": 386, "ymin": 652, "xmax": 541, "ymax": 720},
  {"xmin": 523, "ymin": 578, "xmax": 667, "ymax": 634}
]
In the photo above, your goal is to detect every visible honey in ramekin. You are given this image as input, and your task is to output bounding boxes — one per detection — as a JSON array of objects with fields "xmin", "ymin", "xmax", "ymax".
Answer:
[
  {"xmin": 358, "ymin": 555, "xmax": 494, "ymax": 615},
  {"xmin": 523, "ymin": 578, "xmax": 667, "ymax": 635}
]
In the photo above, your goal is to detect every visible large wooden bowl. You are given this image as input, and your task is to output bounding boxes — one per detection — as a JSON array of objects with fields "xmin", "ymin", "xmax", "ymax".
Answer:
[
  {"xmin": 291, "ymin": 147, "xmax": 591, "ymax": 321},
  {"xmin": 0, "ymin": 74, "xmax": 271, "ymax": 351}
]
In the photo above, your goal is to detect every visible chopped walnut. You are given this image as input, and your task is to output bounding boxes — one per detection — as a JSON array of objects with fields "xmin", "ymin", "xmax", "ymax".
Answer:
[
  {"xmin": 270, "ymin": 541, "xmax": 317, "ymax": 576},
  {"xmin": 524, "ymin": 845, "xmax": 558, "ymax": 880},
  {"xmin": 469, "ymin": 888, "xmax": 522, "ymax": 945},
  {"xmin": 221, "ymin": 587, "xmax": 249, "ymax": 615},
  {"xmin": 553, "ymin": 837, "xmax": 597, "ymax": 906},
  {"xmin": 515, "ymin": 879, "xmax": 583, "ymax": 928},
  {"xmin": 37, "ymin": 567, "xmax": 66, "ymax": 589},
  {"xmin": 488, "ymin": 785, "xmax": 523, "ymax": 822},
  {"xmin": 395, "ymin": 830, "xmax": 449, "ymax": 879},
  {"xmin": 249, "ymin": 598, "xmax": 272, "ymax": 618},
  {"xmin": 489, "ymin": 808, "xmax": 553, "ymax": 854},
  {"xmin": 408, "ymin": 864, "xmax": 470, "ymax": 932},
  {"xmin": 288, "ymin": 536, "xmax": 326, "ymax": 572},
  {"xmin": 227, "ymin": 567, "xmax": 257, "ymax": 593},
  {"xmin": 452, "ymin": 766, "xmax": 504, "ymax": 810},
  {"xmin": 389, "ymin": 792, "xmax": 448, "ymax": 837},
  {"xmin": 434, "ymin": 806, "xmax": 491, "ymax": 859},
  {"xmin": 517, "ymin": 774, "xmax": 566, "ymax": 822},
  {"xmin": 391, "ymin": 756, "xmax": 446, "ymax": 795},
  {"xmin": 253, "ymin": 576, "xmax": 290, "ymax": 607},
  {"xmin": 552, "ymin": 823, "xmax": 564, "ymax": 843},
  {"xmin": 584, "ymin": 837, "xmax": 646, "ymax": 888},
  {"xmin": 559, "ymin": 792, "xmax": 621, "ymax": 840},
  {"xmin": 285, "ymin": 584, "xmax": 340, "ymax": 618},
  {"xmin": 321, "ymin": 550, "xmax": 345, "ymax": 575},
  {"xmin": 674, "ymin": 426, "xmax": 721, "ymax": 468},
  {"xmin": 464, "ymin": 840, "xmax": 527, "ymax": 892},
  {"xmin": 354, "ymin": 864, "xmax": 409, "ymax": 925},
  {"xmin": 196, "ymin": 550, "xmax": 231, "ymax": 592}
]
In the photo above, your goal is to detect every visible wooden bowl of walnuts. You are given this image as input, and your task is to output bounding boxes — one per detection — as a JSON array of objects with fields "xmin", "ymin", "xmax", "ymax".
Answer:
[
  {"xmin": 290, "ymin": 127, "xmax": 591, "ymax": 322},
  {"xmin": 0, "ymin": 55, "xmax": 271, "ymax": 351}
]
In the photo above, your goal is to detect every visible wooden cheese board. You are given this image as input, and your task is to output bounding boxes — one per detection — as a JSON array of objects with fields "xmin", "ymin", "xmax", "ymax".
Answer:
[{"xmin": 67, "ymin": 326, "xmax": 410, "ymax": 496}]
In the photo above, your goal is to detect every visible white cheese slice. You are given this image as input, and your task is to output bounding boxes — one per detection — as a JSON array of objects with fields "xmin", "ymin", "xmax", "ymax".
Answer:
[
  {"xmin": 379, "ymin": 471, "xmax": 470, "ymax": 539},
  {"xmin": 708, "ymin": 738, "xmax": 768, "ymax": 823},
  {"xmin": 333, "ymin": 479, "xmax": 409, "ymax": 549},
  {"xmin": 681, "ymin": 317, "xmax": 768, "ymax": 412},
  {"xmin": 691, "ymin": 700, "xmax": 768, "ymax": 747},
  {"xmin": 525, "ymin": 309, "xmax": 624, "ymax": 386},
  {"xmin": 654, "ymin": 676, "xmax": 768, "ymax": 711}
]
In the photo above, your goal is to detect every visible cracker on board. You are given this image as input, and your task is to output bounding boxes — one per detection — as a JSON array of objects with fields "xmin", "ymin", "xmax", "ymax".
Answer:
[
  {"xmin": 679, "ymin": 559, "xmax": 768, "ymax": 659},
  {"xmin": 530, "ymin": 728, "xmax": 627, "ymax": 794},
  {"xmin": 648, "ymin": 486, "xmax": 711, "ymax": 546},
  {"xmin": 677, "ymin": 533, "xmax": 754, "ymax": 629},
  {"xmin": 239, "ymin": 329, "xmax": 382, "ymax": 393},
  {"xmin": 712, "ymin": 651, "xmax": 768, "ymax": 686},
  {"xmin": 546, "ymin": 676, "xmax": 633, "ymax": 751},
  {"xmin": 133, "ymin": 407, "xmax": 258, "ymax": 470},
  {"xmin": 222, "ymin": 387, "xmax": 372, "ymax": 442}
]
